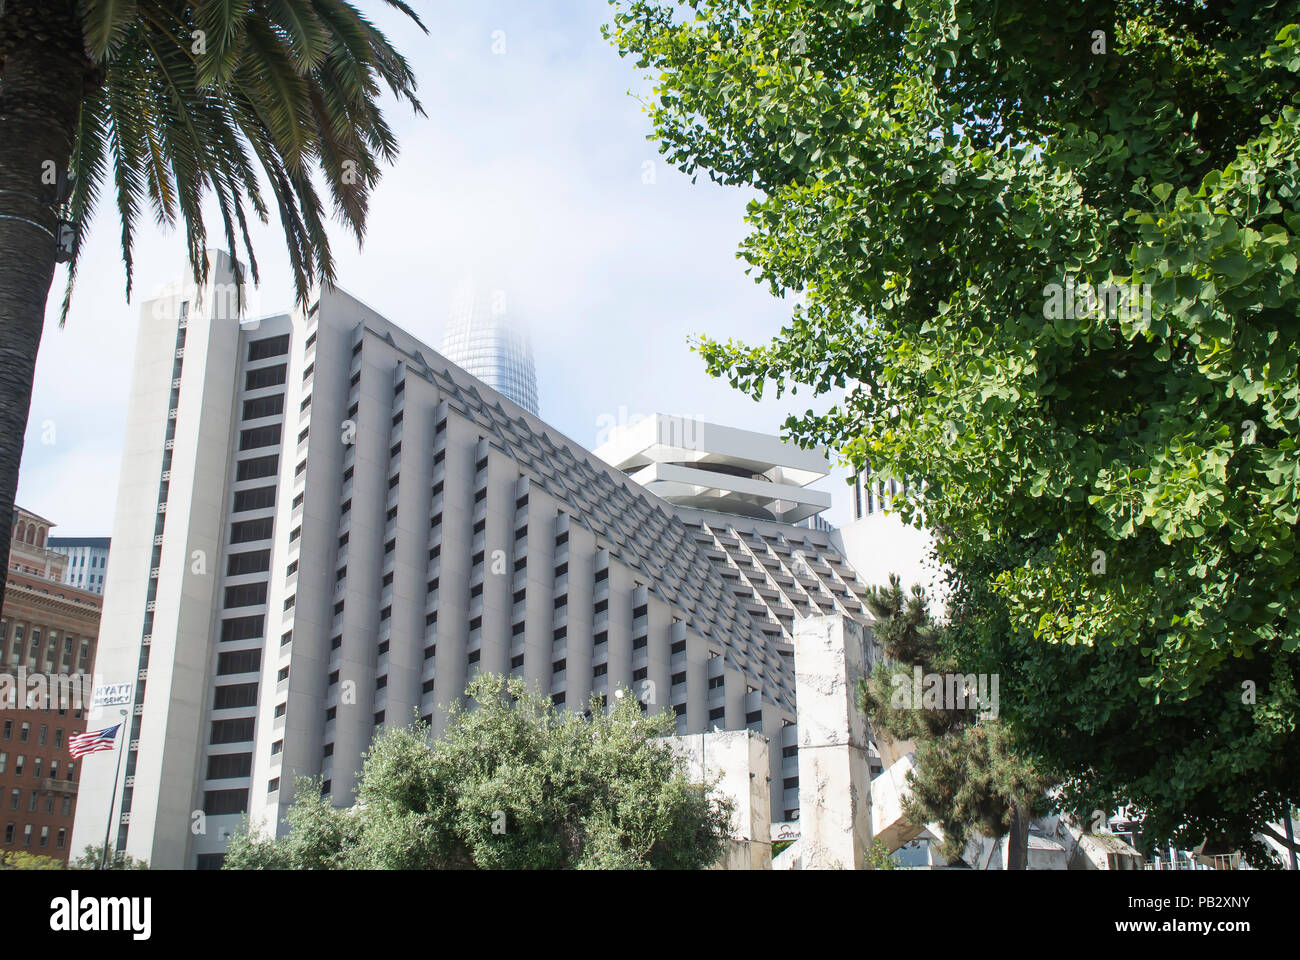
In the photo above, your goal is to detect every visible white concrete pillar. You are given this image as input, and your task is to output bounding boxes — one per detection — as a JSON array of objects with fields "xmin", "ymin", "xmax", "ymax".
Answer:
[{"xmin": 793, "ymin": 614, "xmax": 873, "ymax": 869}]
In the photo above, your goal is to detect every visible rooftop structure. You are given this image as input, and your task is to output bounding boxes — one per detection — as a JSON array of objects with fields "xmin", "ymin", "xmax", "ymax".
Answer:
[{"xmin": 593, "ymin": 414, "xmax": 831, "ymax": 524}]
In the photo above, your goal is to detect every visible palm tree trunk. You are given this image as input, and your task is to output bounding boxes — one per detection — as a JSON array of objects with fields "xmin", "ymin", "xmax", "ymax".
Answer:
[{"xmin": 0, "ymin": 0, "xmax": 89, "ymax": 595}]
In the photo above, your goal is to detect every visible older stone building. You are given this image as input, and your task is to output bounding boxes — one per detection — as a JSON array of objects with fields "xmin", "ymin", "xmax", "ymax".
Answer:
[{"xmin": 1, "ymin": 520, "xmax": 101, "ymax": 863}]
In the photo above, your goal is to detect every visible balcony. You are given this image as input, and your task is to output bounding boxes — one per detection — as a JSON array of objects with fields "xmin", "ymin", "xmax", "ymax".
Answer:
[{"xmin": 42, "ymin": 778, "xmax": 77, "ymax": 795}]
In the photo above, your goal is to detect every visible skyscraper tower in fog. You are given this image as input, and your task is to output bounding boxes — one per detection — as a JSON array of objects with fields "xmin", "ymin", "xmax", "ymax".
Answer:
[{"xmin": 440, "ymin": 277, "xmax": 539, "ymax": 416}]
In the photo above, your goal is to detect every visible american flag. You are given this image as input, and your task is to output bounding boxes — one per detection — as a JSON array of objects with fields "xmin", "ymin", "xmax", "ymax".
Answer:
[{"xmin": 69, "ymin": 724, "xmax": 121, "ymax": 759}]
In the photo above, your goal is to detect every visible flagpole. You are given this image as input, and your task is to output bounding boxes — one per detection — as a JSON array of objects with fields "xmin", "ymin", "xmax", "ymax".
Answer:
[{"xmin": 99, "ymin": 708, "xmax": 128, "ymax": 870}]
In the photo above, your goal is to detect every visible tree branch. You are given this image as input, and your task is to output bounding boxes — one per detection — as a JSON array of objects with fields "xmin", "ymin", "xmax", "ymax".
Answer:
[{"xmin": 1260, "ymin": 824, "xmax": 1300, "ymax": 855}]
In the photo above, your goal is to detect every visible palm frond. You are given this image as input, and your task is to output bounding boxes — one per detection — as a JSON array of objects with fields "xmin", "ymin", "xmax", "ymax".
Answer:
[
  {"xmin": 62, "ymin": 0, "xmax": 425, "ymax": 317},
  {"xmin": 77, "ymin": 0, "xmax": 140, "ymax": 60}
]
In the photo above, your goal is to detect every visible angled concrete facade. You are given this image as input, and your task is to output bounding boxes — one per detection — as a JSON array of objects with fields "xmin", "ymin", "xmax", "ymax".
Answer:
[{"xmin": 73, "ymin": 256, "xmax": 802, "ymax": 868}]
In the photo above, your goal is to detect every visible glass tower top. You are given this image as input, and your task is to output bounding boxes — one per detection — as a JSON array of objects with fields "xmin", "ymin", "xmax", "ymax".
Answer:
[{"xmin": 440, "ymin": 277, "xmax": 539, "ymax": 416}]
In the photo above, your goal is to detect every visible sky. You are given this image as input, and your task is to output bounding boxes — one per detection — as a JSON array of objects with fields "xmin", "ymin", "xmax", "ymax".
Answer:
[{"xmin": 16, "ymin": 0, "xmax": 854, "ymax": 536}]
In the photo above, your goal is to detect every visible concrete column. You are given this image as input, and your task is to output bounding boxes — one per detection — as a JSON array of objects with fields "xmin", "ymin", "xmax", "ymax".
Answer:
[{"xmin": 793, "ymin": 614, "xmax": 872, "ymax": 869}]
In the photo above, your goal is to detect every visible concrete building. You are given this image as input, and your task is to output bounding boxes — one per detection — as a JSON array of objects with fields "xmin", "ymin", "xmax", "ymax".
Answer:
[
  {"xmin": 440, "ymin": 276, "xmax": 539, "ymax": 416},
  {"xmin": 0, "ymin": 513, "xmax": 102, "ymax": 863},
  {"xmin": 73, "ymin": 253, "xmax": 809, "ymax": 869},
  {"xmin": 839, "ymin": 466, "xmax": 945, "ymax": 614},
  {"xmin": 597, "ymin": 415, "xmax": 887, "ymax": 822},
  {"xmin": 9, "ymin": 508, "xmax": 68, "ymax": 582},
  {"xmin": 47, "ymin": 538, "xmax": 112, "ymax": 595},
  {"xmin": 670, "ymin": 729, "xmax": 772, "ymax": 869}
]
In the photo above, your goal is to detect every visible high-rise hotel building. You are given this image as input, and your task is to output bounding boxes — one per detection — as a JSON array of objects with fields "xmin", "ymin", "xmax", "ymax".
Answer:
[{"xmin": 73, "ymin": 252, "xmax": 854, "ymax": 869}]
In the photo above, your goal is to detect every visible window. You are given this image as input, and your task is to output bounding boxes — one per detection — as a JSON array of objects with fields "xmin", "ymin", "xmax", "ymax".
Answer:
[
  {"xmin": 241, "ymin": 393, "xmax": 284, "ymax": 421},
  {"xmin": 230, "ymin": 517, "xmax": 273, "ymax": 543},
  {"xmin": 213, "ymin": 683, "xmax": 259, "ymax": 709},
  {"xmin": 206, "ymin": 753, "xmax": 252, "ymax": 780},
  {"xmin": 223, "ymin": 582, "xmax": 267, "ymax": 609},
  {"xmin": 247, "ymin": 334, "xmax": 289, "ymax": 361},
  {"xmin": 220, "ymin": 615, "xmax": 263, "ymax": 643},
  {"xmin": 232, "ymin": 487, "xmax": 276, "ymax": 513},
  {"xmin": 0, "ymin": 753, "xmax": 5, "ymax": 774},
  {"xmin": 235, "ymin": 455, "xmax": 278, "ymax": 481},
  {"xmin": 210, "ymin": 717, "xmax": 255, "ymax": 744},
  {"xmin": 239, "ymin": 424, "xmax": 281, "ymax": 450},
  {"xmin": 244, "ymin": 364, "xmax": 287, "ymax": 391},
  {"xmin": 226, "ymin": 550, "xmax": 271, "ymax": 576},
  {"xmin": 216, "ymin": 649, "xmax": 261, "ymax": 675},
  {"xmin": 203, "ymin": 789, "xmax": 249, "ymax": 815}
]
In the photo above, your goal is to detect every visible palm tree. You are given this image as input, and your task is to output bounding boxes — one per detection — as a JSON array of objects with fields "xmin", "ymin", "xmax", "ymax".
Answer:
[{"xmin": 0, "ymin": 0, "xmax": 425, "ymax": 592}]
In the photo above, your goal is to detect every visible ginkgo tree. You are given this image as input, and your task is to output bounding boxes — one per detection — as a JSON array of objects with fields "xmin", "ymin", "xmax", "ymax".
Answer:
[
  {"xmin": 608, "ymin": 0, "xmax": 1300, "ymax": 863},
  {"xmin": 0, "ymin": 0, "xmax": 425, "ymax": 593}
]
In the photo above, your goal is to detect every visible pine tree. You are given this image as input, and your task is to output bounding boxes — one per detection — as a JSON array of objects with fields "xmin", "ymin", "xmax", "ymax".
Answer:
[{"xmin": 859, "ymin": 575, "xmax": 1048, "ymax": 868}]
